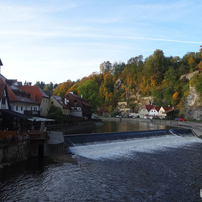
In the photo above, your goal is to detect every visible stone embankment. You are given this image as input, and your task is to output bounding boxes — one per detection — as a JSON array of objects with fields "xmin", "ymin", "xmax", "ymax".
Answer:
[
  {"xmin": 0, "ymin": 142, "xmax": 30, "ymax": 168},
  {"xmin": 151, "ymin": 119, "xmax": 202, "ymax": 138}
]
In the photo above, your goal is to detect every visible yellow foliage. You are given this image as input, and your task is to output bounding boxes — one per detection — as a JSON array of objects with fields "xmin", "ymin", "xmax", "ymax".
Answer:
[
  {"xmin": 189, "ymin": 78, "xmax": 196, "ymax": 86},
  {"xmin": 172, "ymin": 92, "xmax": 179, "ymax": 100},
  {"xmin": 108, "ymin": 105, "xmax": 113, "ymax": 113},
  {"xmin": 150, "ymin": 75, "xmax": 156, "ymax": 87},
  {"xmin": 188, "ymin": 55, "xmax": 194, "ymax": 65}
]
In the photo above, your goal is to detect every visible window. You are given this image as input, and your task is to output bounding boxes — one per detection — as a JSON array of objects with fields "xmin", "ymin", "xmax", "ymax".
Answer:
[
  {"xmin": 74, "ymin": 100, "xmax": 77, "ymax": 107},
  {"xmin": 2, "ymin": 97, "xmax": 5, "ymax": 105},
  {"xmin": 21, "ymin": 106, "xmax": 23, "ymax": 111},
  {"xmin": 16, "ymin": 106, "xmax": 18, "ymax": 111}
]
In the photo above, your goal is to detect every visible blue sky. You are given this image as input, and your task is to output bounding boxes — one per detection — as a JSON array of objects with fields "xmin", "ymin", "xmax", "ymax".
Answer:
[{"xmin": 0, "ymin": 0, "xmax": 202, "ymax": 84}]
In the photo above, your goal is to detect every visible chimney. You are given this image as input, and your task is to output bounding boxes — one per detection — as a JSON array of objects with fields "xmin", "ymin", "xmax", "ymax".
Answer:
[
  {"xmin": 81, "ymin": 95, "xmax": 83, "ymax": 98},
  {"xmin": 28, "ymin": 82, "xmax": 32, "ymax": 86}
]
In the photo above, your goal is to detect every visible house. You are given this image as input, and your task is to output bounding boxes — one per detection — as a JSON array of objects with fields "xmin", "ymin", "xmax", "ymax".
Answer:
[
  {"xmin": 159, "ymin": 106, "xmax": 173, "ymax": 119},
  {"xmin": 149, "ymin": 107, "xmax": 161, "ymax": 117},
  {"xmin": 0, "ymin": 74, "xmax": 40, "ymax": 115},
  {"xmin": 0, "ymin": 76, "xmax": 32, "ymax": 130},
  {"xmin": 63, "ymin": 92, "xmax": 92, "ymax": 120},
  {"xmin": 50, "ymin": 95, "xmax": 70, "ymax": 116},
  {"xmin": 18, "ymin": 85, "xmax": 50, "ymax": 117},
  {"xmin": 139, "ymin": 105, "xmax": 154, "ymax": 118}
]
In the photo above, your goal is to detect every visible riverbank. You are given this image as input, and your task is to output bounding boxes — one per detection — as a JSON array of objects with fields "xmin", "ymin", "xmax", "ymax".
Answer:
[{"xmin": 100, "ymin": 117, "xmax": 202, "ymax": 138}]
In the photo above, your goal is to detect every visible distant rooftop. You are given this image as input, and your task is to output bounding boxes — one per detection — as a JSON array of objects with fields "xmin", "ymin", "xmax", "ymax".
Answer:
[{"xmin": 0, "ymin": 59, "xmax": 3, "ymax": 66}]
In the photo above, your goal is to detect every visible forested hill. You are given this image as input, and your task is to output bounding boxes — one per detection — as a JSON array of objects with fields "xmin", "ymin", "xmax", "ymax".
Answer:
[{"xmin": 52, "ymin": 46, "xmax": 202, "ymax": 116}]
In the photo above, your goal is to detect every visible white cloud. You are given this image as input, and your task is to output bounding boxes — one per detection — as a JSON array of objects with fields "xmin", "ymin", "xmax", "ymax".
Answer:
[{"xmin": 0, "ymin": 2, "xmax": 77, "ymax": 22}]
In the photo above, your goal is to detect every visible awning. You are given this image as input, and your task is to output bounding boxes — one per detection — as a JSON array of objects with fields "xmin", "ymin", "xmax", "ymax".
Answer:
[
  {"xmin": 28, "ymin": 117, "xmax": 55, "ymax": 122},
  {"xmin": 0, "ymin": 109, "xmax": 31, "ymax": 119}
]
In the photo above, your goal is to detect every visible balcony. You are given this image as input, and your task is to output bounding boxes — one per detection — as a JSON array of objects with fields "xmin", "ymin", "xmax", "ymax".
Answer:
[{"xmin": 24, "ymin": 110, "xmax": 40, "ymax": 117}]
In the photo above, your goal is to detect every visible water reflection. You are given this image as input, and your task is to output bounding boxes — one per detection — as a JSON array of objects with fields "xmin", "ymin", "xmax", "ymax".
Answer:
[{"xmin": 92, "ymin": 119, "xmax": 172, "ymax": 133}]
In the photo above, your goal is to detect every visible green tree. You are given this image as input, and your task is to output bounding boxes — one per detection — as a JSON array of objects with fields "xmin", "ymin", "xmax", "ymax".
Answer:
[
  {"xmin": 47, "ymin": 105, "xmax": 69, "ymax": 123},
  {"xmin": 34, "ymin": 81, "xmax": 46, "ymax": 89},
  {"xmin": 164, "ymin": 67, "xmax": 177, "ymax": 83},
  {"xmin": 100, "ymin": 61, "xmax": 112, "ymax": 73},
  {"xmin": 77, "ymin": 79, "xmax": 103, "ymax": 111}
]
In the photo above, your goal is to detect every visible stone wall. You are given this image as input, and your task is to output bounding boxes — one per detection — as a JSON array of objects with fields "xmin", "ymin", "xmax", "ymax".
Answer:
[{"xmin": 0, "ymin": 142, "xmax": 30, "ymax": 166}]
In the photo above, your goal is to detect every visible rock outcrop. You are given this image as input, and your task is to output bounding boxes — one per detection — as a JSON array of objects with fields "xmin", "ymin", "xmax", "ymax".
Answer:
[
  {"xmin": 180, "ymin": 71, "xmax": 200, "ymax": 80},
  {"xmin": 183, "ymin": 86, "xmax": 202, "ymax": 120}
]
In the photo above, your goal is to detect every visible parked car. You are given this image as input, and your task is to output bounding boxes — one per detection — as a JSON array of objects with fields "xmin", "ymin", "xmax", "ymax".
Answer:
[
  {"xmin": 116, "ymin": 115, "xmax": 121, "ymax": 118},
  {"xmin": 174, "ymin": 118, "xmax": 185, "ymax": 121}
]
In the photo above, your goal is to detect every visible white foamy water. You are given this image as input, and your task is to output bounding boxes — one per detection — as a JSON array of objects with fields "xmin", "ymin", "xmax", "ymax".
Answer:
[{"xmin": 69, "ymin": 135, "xmax": 202, "ymax": 160}]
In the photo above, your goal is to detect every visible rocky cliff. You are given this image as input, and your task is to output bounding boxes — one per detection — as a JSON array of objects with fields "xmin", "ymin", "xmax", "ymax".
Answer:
[{"xmin": 182, "ymin": 85, "xmax": 202, "ymax": 120}]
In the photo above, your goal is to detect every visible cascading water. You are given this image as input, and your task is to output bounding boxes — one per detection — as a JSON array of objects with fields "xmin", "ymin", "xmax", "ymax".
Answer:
[{"xmin": 64, "ymin": 129, "xmax": 201, "ymax": 160}]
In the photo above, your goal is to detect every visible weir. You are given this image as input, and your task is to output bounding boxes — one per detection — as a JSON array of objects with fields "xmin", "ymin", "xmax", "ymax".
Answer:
[
  {"xmin": 64, "ymin": 129, "xmax": 196, "ymax": 147},
  {"xmin": 64, "ymin": 129, "xmax": 201, "ymax": 160}
]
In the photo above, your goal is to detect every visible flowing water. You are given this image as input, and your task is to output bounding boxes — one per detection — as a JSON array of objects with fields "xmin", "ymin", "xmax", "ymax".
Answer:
[{"xmin": 1, "ymin": 121, "xmax": 202, "ymax": 201}]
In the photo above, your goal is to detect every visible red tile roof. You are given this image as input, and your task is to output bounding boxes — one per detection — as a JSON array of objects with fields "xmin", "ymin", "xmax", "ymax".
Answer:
[
  {"xmin": 7, "ymin": 86, "xmax": 19, "ymax": 101},
  {"xmin": 18, "ymin": 86, "xmax": 49, "ymax": 104},
  {"xmin": 161, "ymin": 106, "xmax": 173, "ymax": 111},
  {"xmin": 142, "ymin": 105, "xmax": 154, "ymax": 111},
  {"xmin": 152, "ymin": 106, "xmax": 161, "ymax": 112}
]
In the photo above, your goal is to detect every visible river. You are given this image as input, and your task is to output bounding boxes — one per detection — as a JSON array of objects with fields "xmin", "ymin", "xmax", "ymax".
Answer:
[{"xmin": 0, "ymin": 120, "xmax": 202, "ymax": 201}]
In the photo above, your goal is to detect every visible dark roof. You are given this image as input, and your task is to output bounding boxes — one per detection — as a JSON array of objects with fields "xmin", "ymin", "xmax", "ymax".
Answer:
[
  {"xmin": 52, "ymin": 95, "xmax": 70, "ymax": 109},
  {"xmin": 64, "ymin": 92, "xmax": 91, "ymax": 107},
  {"xmin": 0, "ymin": 78, "xmax": 6, "ymax": 98},
  {"xmin": 43, "ymin": 90, "xmax": 52, "ymax": 97},
  {"xmin": 0, "ymin": 109, "xmax": 31, "ymax": 119},
  {"xmin": 0, "ymin": 59, "xmax": 3, "ymax": 66}
]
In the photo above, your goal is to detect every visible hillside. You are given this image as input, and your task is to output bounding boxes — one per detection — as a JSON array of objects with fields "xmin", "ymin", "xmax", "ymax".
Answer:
[{"xmin": 52, "ymin": 46, "xmax": 202, "ymax": 120}]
